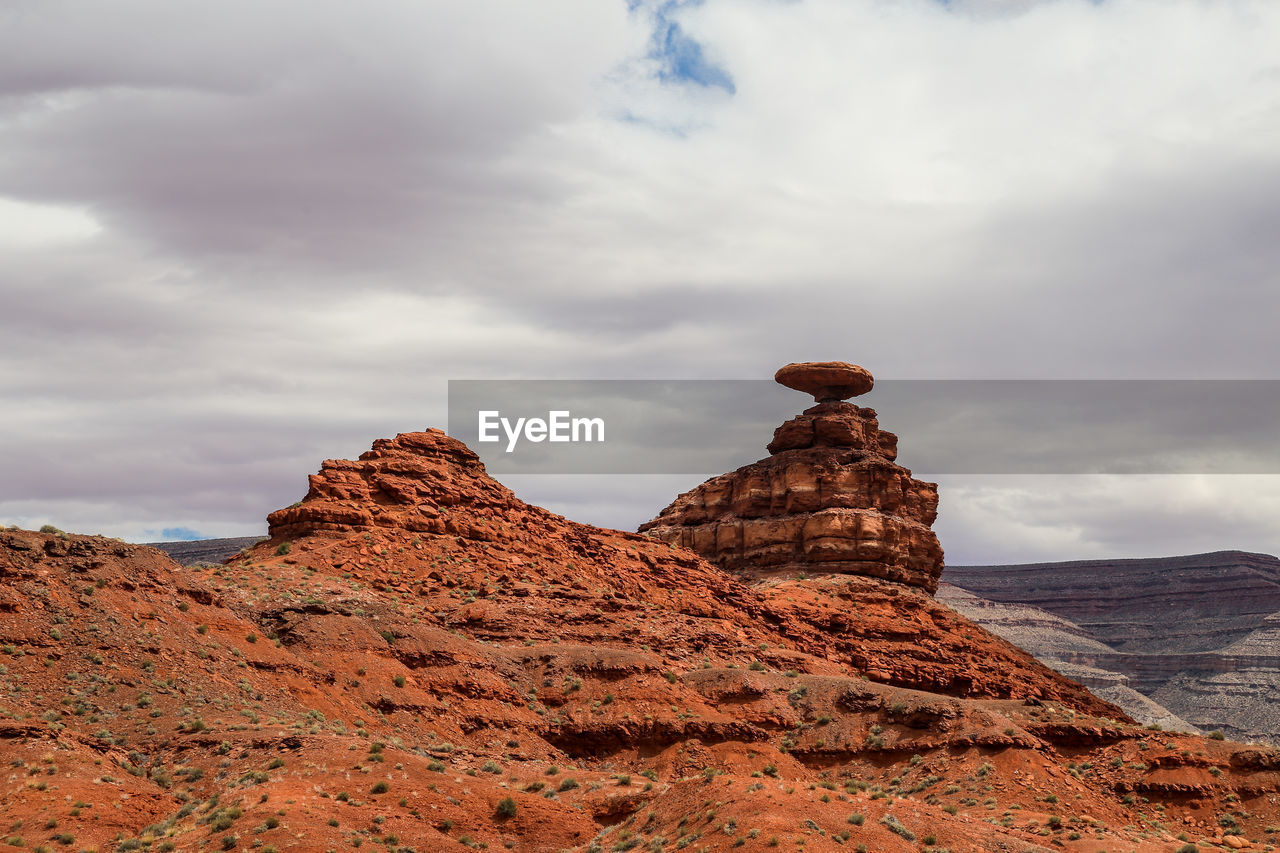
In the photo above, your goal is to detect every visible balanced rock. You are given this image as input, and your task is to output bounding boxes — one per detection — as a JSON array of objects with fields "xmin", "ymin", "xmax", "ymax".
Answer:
[
  {"xmin": 641, "ymin": 362, "xmax": 945, "ymax": 592},
  {"xmin": 774, "ymin": 361, "xmax": 874, "ymax": 402}
]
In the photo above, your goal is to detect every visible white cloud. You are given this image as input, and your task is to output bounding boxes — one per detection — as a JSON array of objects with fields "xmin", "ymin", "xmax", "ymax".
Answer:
[
  {"xmin": 0, "ymin": 197, "xmax": 100, "ymax": 248},
  {"xmin": 934, "ymin": 474, "xmax": 1280, "ymax": 564}
]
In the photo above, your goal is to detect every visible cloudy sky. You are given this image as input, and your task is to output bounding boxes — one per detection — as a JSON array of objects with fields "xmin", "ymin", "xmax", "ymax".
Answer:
[{"xmin": 3, "ymin": 0, "xmax": 1280, "ymax": 564}]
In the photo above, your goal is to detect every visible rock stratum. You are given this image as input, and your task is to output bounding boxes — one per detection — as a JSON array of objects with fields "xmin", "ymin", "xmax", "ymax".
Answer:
[
  {"xmin": 6, "ymin": 413, "xmax": 1280, "ymax": 848},
  {"xmin": 641, "ymin": 363, "xmax": 945, "ymax": 592},
  {"xmin": 945, "ymin": 552, "xmax": 1280, "ymax": 747}
]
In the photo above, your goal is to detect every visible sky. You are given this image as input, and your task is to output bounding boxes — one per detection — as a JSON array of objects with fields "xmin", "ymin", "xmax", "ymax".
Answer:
[{"xmin": 3, "ymin": 0, "xmax": 1280, "ymax": 563}]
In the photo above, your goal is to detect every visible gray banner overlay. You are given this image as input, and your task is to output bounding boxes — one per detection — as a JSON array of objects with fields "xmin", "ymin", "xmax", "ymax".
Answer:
[{"xmin": 447, "ymin": 380, "xmax": 1280, "ymax": 475}]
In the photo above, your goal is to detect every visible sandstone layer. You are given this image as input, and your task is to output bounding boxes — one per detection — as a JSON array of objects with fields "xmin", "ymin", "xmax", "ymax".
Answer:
[{"xmin": 642, "ymin": 364, "xmax": 944, "ymax": 592}]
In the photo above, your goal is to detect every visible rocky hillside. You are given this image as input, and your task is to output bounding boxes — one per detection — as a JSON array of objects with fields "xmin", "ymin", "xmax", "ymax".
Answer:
[
  {"xmin": 6, "ymin": 362, "xmax": 1280, "ymax": 850},
  {"xmin": 945, "ymin": 552, "xmax": 1280, "ymax": 746}
]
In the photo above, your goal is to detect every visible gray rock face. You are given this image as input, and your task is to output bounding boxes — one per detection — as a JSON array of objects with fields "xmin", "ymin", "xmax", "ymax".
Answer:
[
  {"xmin": 942, "ymin": 551, "xmax": 1280, "ymax": 745},
  {"xmin": 936, "ymin": 583, "xmax": 1197, "ymax": 733},
  {"xmin": 147, "ymin": 536, "xmax": 263, "ymax": 566}
]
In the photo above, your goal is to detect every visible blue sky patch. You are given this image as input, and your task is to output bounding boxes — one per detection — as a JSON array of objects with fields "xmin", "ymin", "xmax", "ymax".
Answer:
[
  {"xmin": 639, "ymin": 0, "xmax": 737, "ymax": 93},
  {"xmin": 152, "ymin": 526, "xmax": 206, "ymax": 542}
]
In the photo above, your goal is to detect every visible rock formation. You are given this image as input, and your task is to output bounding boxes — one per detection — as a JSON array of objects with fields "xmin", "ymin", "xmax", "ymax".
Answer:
[
  {"xmin": 10, "ymin": 429, "xmax": 1280, "ymax": 851},
  {"xmin": 641, "ymin": 362, "xmax": 945, "ymax": 592}
]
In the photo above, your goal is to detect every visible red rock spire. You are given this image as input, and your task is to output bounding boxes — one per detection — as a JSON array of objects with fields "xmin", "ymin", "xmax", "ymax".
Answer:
[{"xmin": 641, "ymin": 362, "xmax": 945, "ymax": 592}]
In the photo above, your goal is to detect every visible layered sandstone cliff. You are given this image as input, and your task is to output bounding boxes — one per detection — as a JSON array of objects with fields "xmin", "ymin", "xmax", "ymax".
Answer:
[
  {"xmin": 946, "ymin": 552, "xmax": 1280, "ymax": 745},
  {"xmin": 641, "ymin": 362, "xmax": 945, "ymax": 592}
]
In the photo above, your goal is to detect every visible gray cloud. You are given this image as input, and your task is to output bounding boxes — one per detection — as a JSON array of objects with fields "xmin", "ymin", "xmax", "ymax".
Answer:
[{"xmin": 3, "ymin": 0, "xmax": 1280, "ymax": 563}]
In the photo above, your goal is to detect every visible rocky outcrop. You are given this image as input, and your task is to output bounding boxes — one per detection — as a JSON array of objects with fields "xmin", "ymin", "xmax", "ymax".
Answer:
[
  {"xmin": 641, "ymin": 362, "xmax": 945, "ymax": 592},
  {"xmin": 266, "ymin": 429, "xmax": 522, "ymax": 540},
  {"xmin": 255, "ymin": 428, "xmax": 1112, "ymax": 711}
]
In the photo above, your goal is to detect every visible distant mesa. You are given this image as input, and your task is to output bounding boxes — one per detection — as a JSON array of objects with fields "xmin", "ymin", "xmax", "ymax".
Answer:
[
  {"xmin": 774, "ymin": 360, "xmax": 874, "ymax": 402},
  {"xmin": 641, "ymin": 361, "xmax": 945, "ymax": 592}
]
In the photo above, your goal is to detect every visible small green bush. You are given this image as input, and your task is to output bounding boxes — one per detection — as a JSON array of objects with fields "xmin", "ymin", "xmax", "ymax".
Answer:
[{"xmin": 879, "ymin": 815, "xmax": 915, "ymax": 842}]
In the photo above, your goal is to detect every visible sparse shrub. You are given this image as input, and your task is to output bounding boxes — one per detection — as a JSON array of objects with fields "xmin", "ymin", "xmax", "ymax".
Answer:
[
  {"xmin": 879, "ymin": 815, "xmax": 915, "ymax": 841},
  {"xmin": 847, "ymin": 813, "xmax": 864, "ymax": 826},
  {"xmin": 371, "ymin": 781, "xmax": 389, "ymax": 794},
  {"xmin": 275, "ymin": 543, "xmax": 291, "ymax": 556},
  {"xmin": 393, "ymin": 675, "xmax": 406, "ymax": 688},
  {"xmin": 495, "ymin": 797, "xmax": 517, "ymax": 818},
  {"xmin": 1210, "ymin": 730, "xmax": 1226, "ymax": 740},
  {"xmin": 558, "ymin": 778, "xmax": 579, "ymax": 792}
]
